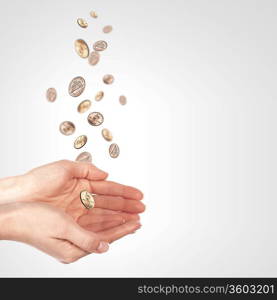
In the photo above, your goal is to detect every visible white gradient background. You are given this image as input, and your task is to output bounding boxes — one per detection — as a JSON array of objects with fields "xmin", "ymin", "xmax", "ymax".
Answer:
[{"xmin": 0, "ymin": 0, "xmax": 276, "ymax": 277}]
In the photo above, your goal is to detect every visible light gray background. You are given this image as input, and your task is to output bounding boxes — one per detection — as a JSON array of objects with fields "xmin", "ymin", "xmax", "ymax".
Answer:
[{"xmin": 0, "ymin": 0, "xmax": 276, "ymax": 277}]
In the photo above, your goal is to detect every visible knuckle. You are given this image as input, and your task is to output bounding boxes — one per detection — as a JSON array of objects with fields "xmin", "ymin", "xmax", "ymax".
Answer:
[
  {"xmin": 59, "ymin": 159, "xmax": 71, "ymax": 164},
  {"xmin": 60, "ymin": 159, "xmax": 74, "ymax": 169},
  {"xmin": 56, "ymin": 160, "xmax": 72, "ymax": 176},
  {"xmin": 60, "ymin": 245, "xmax": 81, "ymax": 264},
  {"xmin": 106, "ymin": 197, "xmax": 113, "ymax": 209},
  {"xmin": 58, "ymin": 159, "xmax": 71, "ymax": 169},
  {"xmin": 60, "ymin": 256, "xmax": 79, "ymax": 264},
  {"xmin": 82, "ymin": 236, "xmax": 100, "ymax": 252},
  {"xmin": 121, "ymin": 185, "xmax": 127, "ymax": 195},
  {"xmin": 123, "ymin": 199, "xmax": 129, "ymax": 211}
]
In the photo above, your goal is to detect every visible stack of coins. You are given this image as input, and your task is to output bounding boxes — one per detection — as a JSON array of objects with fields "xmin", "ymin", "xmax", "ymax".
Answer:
[{"xmin": 46, "ymin": 10, "xmax": 129, "ymax": 164}]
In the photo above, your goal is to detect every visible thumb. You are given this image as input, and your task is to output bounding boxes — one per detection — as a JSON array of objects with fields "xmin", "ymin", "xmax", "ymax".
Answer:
[
  {"xmin": 64, "ymin": 221, "xmax": 109, "ymax": 253},
  {"xmin": 62, "ymin": 160, "xmax": 108, "ymax": 181}
]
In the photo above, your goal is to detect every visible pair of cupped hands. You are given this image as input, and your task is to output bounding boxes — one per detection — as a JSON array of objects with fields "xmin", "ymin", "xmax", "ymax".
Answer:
[{"xmin": 0, "ymin": 160, "xmax": 145, "ymax": 263}]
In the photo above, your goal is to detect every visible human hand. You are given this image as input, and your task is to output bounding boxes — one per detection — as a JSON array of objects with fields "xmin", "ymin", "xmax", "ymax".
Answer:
[
  {"xmin": 0, "ymin": 202, "xmax": 141, "ymax": 263},
  {"xmin": 0, "ymin": 160, "xmax": 145, "ymax": 231}
]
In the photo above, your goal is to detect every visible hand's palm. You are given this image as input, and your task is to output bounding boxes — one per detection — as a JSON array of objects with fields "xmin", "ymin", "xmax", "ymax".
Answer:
[
  {"xmin": 25, "ymin": 160, "xmax": 144, "ymax": 231},
  {"xmin": 27, "ymin": 161, "xmax": 88, "ymax": 214}
]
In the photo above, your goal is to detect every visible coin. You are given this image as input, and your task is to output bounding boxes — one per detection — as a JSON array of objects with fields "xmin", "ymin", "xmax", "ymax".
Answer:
[
  {"xmin": 68, "ymin": 76, "xmax": 86, "ymax": 97},
  {"xmin": 119, "ymin": 95, "xmax": 127, "ymax": 105},
  {"xmin": 109, "ymin": 143, "xmax": 120, "ymax": 158},
  {"xmin": 75, "ymin": 151, "xmax": 92, "ymax": 162},
  {"xmin": 74, "ymin": 39, "xmax": 89, "ymax": 58},
  {"xmin": 77, "ymin": 99, "xmax": 91, "ymax": 113},
  {"xmin": 74, "ymin": 135, "xmax": 87, "ymax": 149},
  {"xmin": 59, "ymin": 121, "xmax": 75, "ymax": 136},
  {"xmin": 103, "ymin": 74, "xmax": 114, "ymax": 84},
  {"xmin": 80, "ymin": 190, "xmax": 95, "ymax": 209},
  {"xmin": 90, "ymin": 11, "xmax": 98, "ymax": 18},
  {"xmin": 93, "ymin": 40, "xmax": 108, "ymax": 51},
  {"xmin": 88, "ymin": 112, "xmax": 104, "ymax": 126},
  {"xmin": 88, "ymin": 51, "xmax": 100, "ymax": 66},
  {"xmin": 103, "ymin": 25, "xmax": 113, "ymax": 33},
  {"xmin": 77, "ymin": 18, "xmax": 88, "ymax": 28},
  {"xmin": 102, "ymin": 128, "xmax": 113, "ymax": 142},
  {"xmin": 46, "ymin": 88, "xmax": 57, "ymax": 102},
  {"xmin": 95, "ymin": 91, "xmax": 104, "ymax": 101}
]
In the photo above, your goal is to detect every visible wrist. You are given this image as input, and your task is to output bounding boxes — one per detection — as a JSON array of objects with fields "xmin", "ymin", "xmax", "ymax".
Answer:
[
  {"xmin": 0, "ymin": 203, "xmax": 22, "ymax": 240},
  {"xmin": 0, "ymin": 175, "xmax": 33, "ymax": 205}
]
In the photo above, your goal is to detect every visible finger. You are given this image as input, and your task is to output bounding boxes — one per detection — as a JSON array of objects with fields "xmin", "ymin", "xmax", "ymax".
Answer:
[
  {"xmin": 87, "ymin": 208, "xmax": 140, "ymax": 222},
  {"xmin": 77, "ymin": 213, "xmax": 125, "ymax": 227},
  {"xmin": 88, "ymin": 208, "xmax": 119, "ymax": 215},
  {"xmin": 84, "ymin": 220, "xmax": 126, "ymax": 232},
  {"xmin": 98, "ymin": 220, "xmax": 141, "ymax": 243},
  {"xmin": 62, "ymin": 160, "xmax": 108, "ymax": 180},
  {"xmin": 90, "ymin": 181, "xmax": 143, "ymax": 200},
  {"xmin": 94, "ymin": 195, "xmax": 145, "ymax": 213},
  {"xmin": 64, "ymin": 221, "xmax": 109, "ymax": 253},
  {"xmin": 116, "ymin": 212, "xmax": 140, "ymax": 222}
]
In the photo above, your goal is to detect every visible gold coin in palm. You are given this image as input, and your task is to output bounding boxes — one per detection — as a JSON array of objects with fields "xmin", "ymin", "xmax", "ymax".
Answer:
[{"xmin": 80, "ymin": 190, "xmax": 95, "ymax": 209}]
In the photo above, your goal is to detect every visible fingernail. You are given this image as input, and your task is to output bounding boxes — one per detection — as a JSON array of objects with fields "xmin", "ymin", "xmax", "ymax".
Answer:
[
  {"xmin": 130, "ymin": 227, "xmax": 142, "ymax": 234},
  {"xmin": 98, "ymin": 170, "xmax": 108, "ymax": 177},
  {"xmin": 136, "ymin": 221, "xmax": 142, "ymax": 227},
  {"xmin": 135, "ymin": 191, "xmax": 143, "ymax": 200},
  {"xmin": 122, "ymin": 219, "xmax": 126, "ymax": 224},
  {"xmin": 131, "ymin": 222, "xmax": 142, "ymax": 233},
  {"xmin": 97, "ymin": 241, "xmax": 109, "ymax": 253},
  {"xmin": 97, "ymin": 166, "xmax": 108, "ymax": 174}
]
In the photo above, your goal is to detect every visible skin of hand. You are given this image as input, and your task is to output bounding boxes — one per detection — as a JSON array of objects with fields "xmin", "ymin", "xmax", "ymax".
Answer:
[
  {"xmin": 0, "ymin": 160, "xmax": 145, "ymax": 232},
  {"xmin": 0, "ymin": 202, "xmax": 141, "ymax": 263}
]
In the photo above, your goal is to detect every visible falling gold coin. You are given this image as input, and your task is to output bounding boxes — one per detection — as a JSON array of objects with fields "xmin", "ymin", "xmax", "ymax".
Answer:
[
  {"xmin": 68, "ymin": 76, "xmax": 86, "ymax": 97},
  {"xmin": 74, "ymin": 135, "xmax": 87, "ymax": 149},
  {"xmin": 109, "ymin": 143, "xmax": 120, "ymax": 158},
  {"xmin": 103, "ymin": 25, "xmax": 113, "ymax": 33},
  {"xmin": 59, "ymin": 121, "xmax": 75, "ymax": 136},
  {"xmin": 95, "ymin": 91, "xmax": 104, "ymax": 101},
  {"xmin": 77, "ymin": 99, "xmax": 91, "ymax": 113},
  {"xmin": 102, "ymin": 128, "xmax": 113, "ymax": 142},
  {"xmin": 88, "ymin": 51, "xmax": 100, "ymax": 66},
  {"xmin": 77, "ymin": 18, "xmax": 88, "ymax": 28},
  {"xmin": 90, "ymin": 11, "xmax": 98, "ymax": 18},
  {"xmin": 80, "ymin": 190, "xmax": 95, "ymax": 209},
  {"xmin": 76, "ymin": 151, "xmax": 92, "ymax": 162},
  {"xmin": 93, "ymin": 40, "xmax": 108, "ymax": 51},
  {"xmin": 46, "ymin": 88, "xmax": 57, "ymax": 102},
  {"xmin": 119, "ymin": 95, "xmax": 127, "ymax": 105},
  {"xmin": 74, "ymin": 39, "xmax": 89, "ymax": 58},
  {"xmin": 88, "ymin": 112, "xmax": 104, "ymax": 126},
  {"xmin": 103, "ymin": 74, "xmax": 114, "ymax": 84}
]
